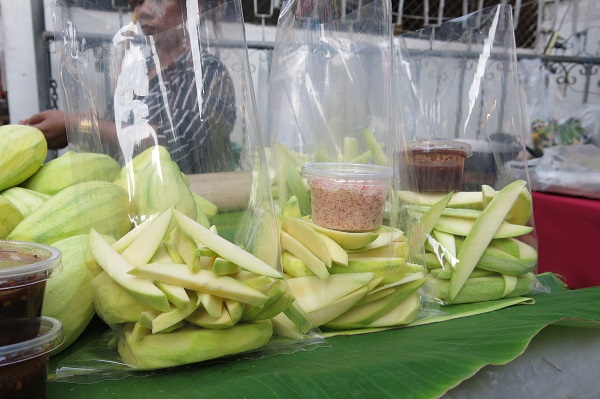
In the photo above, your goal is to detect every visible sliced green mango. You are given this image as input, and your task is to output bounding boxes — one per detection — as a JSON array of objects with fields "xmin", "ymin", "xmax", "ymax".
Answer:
[
  {"xmin": 317, "ymin": 232, "xmax": 348, "ymax": 266},
  {"xmin": 398, "ymin": 190, "xmax": 483, "ymax": 210},
  {"xmin": 281, "ymin": 215, "xmax": 332, "ymax": 267},
  {"xmin": 129, "ymin": 262, "xmax": 269, "ymax": 307},
  {"xmin": 363, "ymin": 292, "xmax": 420, "ymax": 328},
  {"xmin": 342, "ymin": 137, "xmax": 359, "ymax": 162},
  {"xmin": 454, "ymin": 237, "xmax": 537, "ymax": 276},
  {"xmin": 407, "ymin": 192, "xmax": 453, "ymax": 254},
  {"xmin": 434, "ymin": 216, "xmax": 533, "ymax": 239},
  {"xmin": 363, "ymin": 128, "xmax": 388, "ymax": 166},
  {"xmin": 324, "ymin": 277, "xmax": 425, "ymax": 328},
  {"xmin": 271, "ymin": 313, "xmax": 304, "ymax": 340},
  {"xmin": 91, "ymin": 271, "xmax": 156, "ymax": 324},
  {"xmin": 283, "ymin": 302, "xmax": 313, "ymax": 334},
  {"xmin": 118, "ymin": 320, "xmax": 273, "ymax": 369},
  {"xmin": 186, "ymin": 304, "xmax": 233, "ymax": 329},
  {"xmin": 282, "ymin": 251, "xmax": 315, "ymax": 278},
  {"xmin": 121, "ymin": 208, "xmax": 173, "ymax": 267},
  {"xmin": 346, "ymin": 241, "xmax": 408, "ymax": 259},
  {"xmin": 301, "ymin": 219, "xmax": 378, "ymax": 250},
  {"xmin": 89, "ymin": 229, "xmax": 171, "ymax": 313},
  {"xmin": 449, "ymin": 180, "xmax": 527, "ymax": 301},
  {"xmin": 174, "ymin": 210, "xmax": 282, "ymax": 279},
  {"xmin": 332, "ymin": 257, "xmax": 406, "ymax": 279},
  {"xmin": 349, "ymin": 226, "xmax": 404, "ymax": 252},
  {"xmin": 287, "ymin": 273, "xmax": 374, "ymax": 314},
  {"xmin": 489, "ymin": 237, "xmax": 521, "ymax": 257},
  {"xmin": 224, "ymin": 300, "xmax": 244, "ymax": 325},
  {"xmin": 280, "ymin": 230, "xmax": 329, "ymax": 280},
  {"xmin": 212, "ymin": 258, "xmax": 241, "ymax": 275},
  {"xmin": 151, "ymin": 293, "xmax": 201, "ymax": 333},
  {"xmin": 155, "ymin": 282, "xmax": 190, "ymax": 308},
  {"xmin": 170, "ymin": 227, "xmax": 202, "ymax": 272},
  {"xmin": 428, "ymin": 272, "xmax": 536, "ymax": 304},
  {"xmin": 198, "ymin": 293, "xmax": 223, "ymax": 318},
  {"xmin": 305, "ymin": 285, "xmax": 370, "ymax": 328},
  {"xmin": 283, "ymin": 196, "xmax": 302, "ymax": 218}
]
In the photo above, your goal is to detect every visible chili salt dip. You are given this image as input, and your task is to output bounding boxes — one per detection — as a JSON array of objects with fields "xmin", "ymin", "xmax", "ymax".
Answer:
[{"xmin": 302, "ymin": 163, "xmax": 392, "ymax": 231}]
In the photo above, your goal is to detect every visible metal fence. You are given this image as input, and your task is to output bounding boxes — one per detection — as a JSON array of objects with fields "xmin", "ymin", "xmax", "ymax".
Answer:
[{"xmin": 392, "ymin": 0, "xmax": 540, "ymax": 49}]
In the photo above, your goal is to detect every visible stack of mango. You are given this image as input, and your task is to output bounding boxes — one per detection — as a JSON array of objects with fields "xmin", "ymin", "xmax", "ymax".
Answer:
[
  {"xmin": 0, "ymin": 125, "xmax": 129, "ymax": 354},
  {"xmin": 399, "ymin": 180, "xmax": 538, "ymax": 304},
  {"xmin": 267, "ymin": 135, "xmax": 430, "ymax": 333},
  {"xmin": 0, "ymin": 125, "xmax": 294, "ymax": 368},
  {"xmin": 277, "ymin": 196, "xmax": 426, "ymax": 332}
]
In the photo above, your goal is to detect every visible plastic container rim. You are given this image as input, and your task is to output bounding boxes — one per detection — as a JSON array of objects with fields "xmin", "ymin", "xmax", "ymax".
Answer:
[
  {"xmin": 0, "ymin": 240, "xmax": 62, "ymax": 289},
  {"xmin": 405, "ymin": 140, "xmax": 473, "ymax": 157},
  {"xmin": 302, "ymin": 162, "xmax": 393, "ymax": 184},
  {"xmin": 0, "ymin": 316, "xmax": 64, "ymax": 366}
]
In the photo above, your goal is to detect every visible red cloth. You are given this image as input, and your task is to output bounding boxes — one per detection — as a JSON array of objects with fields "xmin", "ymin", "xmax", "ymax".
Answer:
[{"xmin": 532, "ymin": 191, "xmax": 600, "ymax": 289}]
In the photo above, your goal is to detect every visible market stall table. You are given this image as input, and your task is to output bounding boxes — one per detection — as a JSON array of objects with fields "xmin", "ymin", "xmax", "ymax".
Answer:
[
  {"xmin": 47, "ymin": 279, "xmax": 600, "ymax": 399},
  {"xmin": 532, "ymin": 191, "xmax": 600, "ymax": 288}
]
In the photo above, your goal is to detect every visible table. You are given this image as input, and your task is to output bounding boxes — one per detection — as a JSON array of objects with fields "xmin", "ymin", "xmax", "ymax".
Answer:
[
  {"xmin": 532, "ymin": 191, "xmax": 600, "ymax": 289},
  {"xmin": 46, "ymin": 281, "xmax": 600, "ymax": 399}
]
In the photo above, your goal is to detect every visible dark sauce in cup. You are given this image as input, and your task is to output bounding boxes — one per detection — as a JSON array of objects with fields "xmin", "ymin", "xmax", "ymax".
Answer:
[
  {"xmin": 0, "ymin": 242, "xmax": 61, "ymax": 346},
  {"xmin": 402, "ymin": 141, "xmax": 472, "ymax": 192},
  {"xmin": 0, "ymin": 317, "xmax": 63, "ymax": 399}
]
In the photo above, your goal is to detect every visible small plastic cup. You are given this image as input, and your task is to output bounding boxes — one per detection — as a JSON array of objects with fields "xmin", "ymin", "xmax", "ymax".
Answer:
[
  {"xmin": 0, "ymin": 317, "xmax": 63, "ymax": 399},
  {"xmin": 402, "ymin": 140, "xmax": 472, "ymax": 192},
  {"xmin": 302, "ymin": 163, "xmax": 393, "ymax": 232},
  {"xmin": 0, "ymin": 241, "xmax": 62, "ymax": 346}
]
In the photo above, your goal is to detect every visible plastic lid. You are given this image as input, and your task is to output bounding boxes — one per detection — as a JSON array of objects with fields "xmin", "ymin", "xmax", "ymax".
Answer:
[
  {"xmin": 0, "ymin": 317, "xmax": 63, "ymax": 367},
  {"xmin": 0, "ymin": 240, "xmax": 62, "ymax": 290},
  {"xmin": 301, "ymin": 163, "xmax": 393, "ymax": 184},
  {"xmin": 406, "ymin": 140, "xmax": 473, "ymax": 157}
]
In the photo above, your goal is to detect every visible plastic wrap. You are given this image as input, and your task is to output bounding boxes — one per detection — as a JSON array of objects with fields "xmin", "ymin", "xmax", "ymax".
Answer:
[
  {"xmin": 394, "ymin": 5, "xmax": 543, "ymax": 306},
  {"xmin": 261, "ymin": 0, "xmax": 430, "ymax": 334},
  {"xmin": 50, "ymin": 0, "xmax": 322, "ymax": 380},
  {"xmin": 519, "ymin": 58, "xmax": 591, "ymax": 152},
  {"xmin": 507, "ymin": 144, "xmax": 600, "ymax": 199}
]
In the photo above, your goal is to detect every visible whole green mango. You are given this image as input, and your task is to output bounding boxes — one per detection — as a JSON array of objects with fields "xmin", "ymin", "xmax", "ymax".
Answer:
[{"xmin": 0, "ymin": 124, "xmax": 47, "ymax": 191}]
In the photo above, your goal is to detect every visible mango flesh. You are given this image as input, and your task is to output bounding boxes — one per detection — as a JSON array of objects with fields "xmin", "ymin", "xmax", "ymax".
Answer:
[{"xmin": 118, "ymin": 320, "xmax": 273, "ymax": 369}]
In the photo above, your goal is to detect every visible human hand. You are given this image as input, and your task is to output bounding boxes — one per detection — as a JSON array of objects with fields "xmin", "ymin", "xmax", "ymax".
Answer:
[{"xmin": 19, "ymin": 110, "xmax": 68, "ymax": 149}]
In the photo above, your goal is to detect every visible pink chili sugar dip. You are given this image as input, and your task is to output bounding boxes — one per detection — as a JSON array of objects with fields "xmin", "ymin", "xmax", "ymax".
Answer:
[
  {"xmin": 302, "ymin": 163, "xmax": 393, "ymax": 231},
  {"xmin": 308, "ymin": 178, "xmax": 388, "ymax": 232}
]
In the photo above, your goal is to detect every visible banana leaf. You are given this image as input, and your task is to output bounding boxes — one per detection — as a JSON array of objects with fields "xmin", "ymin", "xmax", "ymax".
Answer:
[{"xmin": 49, "ymin": 273, "xmax": 600, "ymax": 398}]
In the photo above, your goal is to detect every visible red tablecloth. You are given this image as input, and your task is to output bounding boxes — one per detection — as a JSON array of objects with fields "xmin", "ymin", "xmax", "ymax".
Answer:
[{"xmin": 533, "ymin": 191, "xmax": 600, "ymax": 289}]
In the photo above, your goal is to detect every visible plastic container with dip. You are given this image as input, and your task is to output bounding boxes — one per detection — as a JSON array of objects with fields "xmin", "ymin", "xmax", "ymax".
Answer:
[
  {"xmin": 0, "ymin": 241, "xmax": 61, "ymax": 346},
  {"xmin": 0, "ymin": 316, "xmax": 63, "ymax": 399},
  {"xmin": 402, "ymin": 140, "xmax": 472, "ymax": 192},
  {"xmin": 302, "ymin": 163, "xmax": 393, "ymax": 231}
]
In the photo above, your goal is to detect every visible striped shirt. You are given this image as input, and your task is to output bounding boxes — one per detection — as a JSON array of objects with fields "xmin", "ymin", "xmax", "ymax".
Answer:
[{"xmin": 142, "ymin": 51, "xmax": 237, "ymax": 174}]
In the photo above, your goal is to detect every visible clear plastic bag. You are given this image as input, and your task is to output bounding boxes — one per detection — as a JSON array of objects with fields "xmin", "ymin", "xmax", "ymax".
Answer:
[
  {"xmin": 507, "ymin": 144, "xmax": 600, "ymax": 199},
  {"xmin": 519, "ymin": 58, "xmax": 591, "ymax": 152},
  {"xmin": 262, "ymin": 0, "xmax": 430, "ymax": 334},
  {"xmin": 394, "ymin": 5, "xmax": 544, "ymax": 306},
  {"xmin": 51, "ymin": 0, "xmax": 322, "ymax": 380}
]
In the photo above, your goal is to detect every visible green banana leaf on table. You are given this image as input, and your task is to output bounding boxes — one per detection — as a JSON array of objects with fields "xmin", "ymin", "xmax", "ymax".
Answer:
[{"xmin": 49, "ymin": 273, "xmax": 600, "ymax": 398}]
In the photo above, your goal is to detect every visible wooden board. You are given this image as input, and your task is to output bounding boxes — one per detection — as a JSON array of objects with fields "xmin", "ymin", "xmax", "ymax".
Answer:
[{"xmin": 187, "ymin": 171, "xmax": 252, "ymax": 212}]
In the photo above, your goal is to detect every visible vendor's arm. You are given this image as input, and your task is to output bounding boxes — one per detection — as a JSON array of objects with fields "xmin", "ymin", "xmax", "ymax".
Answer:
[
  {"xmin": 20, "ymin": 109, "xmax": 120, "ymax": 153},
  {"xmin": 19, "ymin": 109, "xmax": 68, "ymax": 149}
]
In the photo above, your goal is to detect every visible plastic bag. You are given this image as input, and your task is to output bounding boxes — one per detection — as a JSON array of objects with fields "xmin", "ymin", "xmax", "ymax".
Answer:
[
  {"xmin": 394, "ymin": 5, "xmax": 544, "ymax": 306},
  {"xmin": 507, "ymin": 144, "xmax": 600, "ymax": 199},
  {"xmin": 51, "ymin": 0, "xmax": 322, "ymax": 380},
  {"xmin": 519, "ymin": 58, "xmax": 591, "ymax": 153},
  {"xmin": 261, "ymin": 0, "xmax": 430, "ymax": 334}
]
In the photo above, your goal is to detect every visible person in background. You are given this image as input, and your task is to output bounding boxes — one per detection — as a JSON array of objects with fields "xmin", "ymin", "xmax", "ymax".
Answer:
[{"xmin": 20, "ymin": 0, "xmax": 237, "ymax": 174}]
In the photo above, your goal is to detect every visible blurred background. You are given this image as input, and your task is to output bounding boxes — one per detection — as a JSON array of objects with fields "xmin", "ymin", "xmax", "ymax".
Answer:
[{"xmin": 1, "ymin": 0, "xmax": 600, "ymax": 149}]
